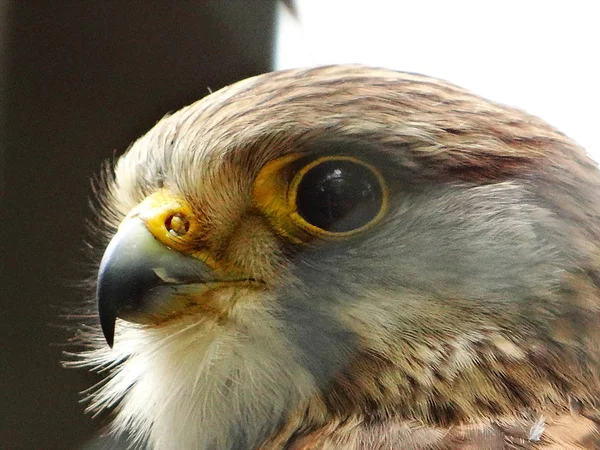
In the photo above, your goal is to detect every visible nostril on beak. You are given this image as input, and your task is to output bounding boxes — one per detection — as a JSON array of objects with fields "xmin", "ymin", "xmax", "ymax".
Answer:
[{"xmin": 165, "ymin": 213, "xmax": 190, "ymax": 237}]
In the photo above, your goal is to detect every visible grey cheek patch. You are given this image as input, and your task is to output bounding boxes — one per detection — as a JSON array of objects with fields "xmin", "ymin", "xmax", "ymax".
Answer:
[{"xmin": 276, "ymin": 265, "xmax": 360, "ymax": 392}]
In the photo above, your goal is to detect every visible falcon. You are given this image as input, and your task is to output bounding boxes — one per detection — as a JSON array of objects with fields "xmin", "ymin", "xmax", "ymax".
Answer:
[{"xmin": 70, "ymin": 65, "xmax": 600, "ymax": 449}]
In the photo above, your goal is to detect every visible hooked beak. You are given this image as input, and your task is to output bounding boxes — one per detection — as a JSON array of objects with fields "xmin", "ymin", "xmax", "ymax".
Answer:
[{"xmin": 96, "ymin": 217, "xmax": 217, "ymax": 348}]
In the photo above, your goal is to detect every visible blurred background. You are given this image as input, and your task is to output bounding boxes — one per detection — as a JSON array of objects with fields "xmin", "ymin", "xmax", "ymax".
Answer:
[
  {"xmin": 1, "ymin": 1, "xmax": 598, "ymax": 449},
  {"xmin": 1, "ymin": 2, "xmax": 276, "ymax": 449}
]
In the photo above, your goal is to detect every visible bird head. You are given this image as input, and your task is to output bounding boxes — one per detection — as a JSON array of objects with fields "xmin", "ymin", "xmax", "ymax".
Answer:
[{"xmin": 73, "ymin": 65, "xmax": 600, "ymax": 449}]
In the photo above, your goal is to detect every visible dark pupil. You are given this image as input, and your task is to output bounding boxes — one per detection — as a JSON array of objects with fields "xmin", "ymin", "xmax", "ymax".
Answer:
[{"xmin": 296, "ymin": 160, "xmax": 383, "ymax": 232}]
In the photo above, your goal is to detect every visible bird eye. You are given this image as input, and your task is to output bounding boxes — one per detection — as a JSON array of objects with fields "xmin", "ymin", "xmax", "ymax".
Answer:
[
  {"xmin": 291, "ymin": 157, "xmax": 385, "ymax": 233},
  {"xmin": 253, "ymin": 154, "xmax": 388, "ymax": 242}
]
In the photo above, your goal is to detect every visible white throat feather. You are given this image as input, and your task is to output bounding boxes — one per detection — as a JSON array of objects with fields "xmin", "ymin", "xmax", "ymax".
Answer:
[{"xmin": 71, "ymin": 293, "xmax": 318, "ymax": 450}]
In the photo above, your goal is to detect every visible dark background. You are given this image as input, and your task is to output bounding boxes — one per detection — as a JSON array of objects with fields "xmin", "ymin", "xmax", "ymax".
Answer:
[{"xmin": 1, "ymin": 2, "xmax": 277, "ymax": 448}]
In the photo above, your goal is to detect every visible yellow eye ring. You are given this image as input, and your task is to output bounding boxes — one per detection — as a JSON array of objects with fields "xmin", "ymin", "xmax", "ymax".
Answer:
[{"xmin": 253, "ymin": 154, "xmax": 388, "ymax": 243}]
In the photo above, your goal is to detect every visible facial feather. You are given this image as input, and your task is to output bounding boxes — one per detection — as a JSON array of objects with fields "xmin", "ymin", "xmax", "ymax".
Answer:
[
  {"xmin": 71, "ymin": 65, "xmax": 600, "ymax": 449},
  {"xmin": 75, "ymin": 291, "xmax": 320, "ymax": 448}
]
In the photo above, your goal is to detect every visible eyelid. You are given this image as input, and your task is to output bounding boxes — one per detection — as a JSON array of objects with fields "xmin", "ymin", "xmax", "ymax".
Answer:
[{"xmin": 252, "ymin": 153, "xmax": 308, "ymax": 244}]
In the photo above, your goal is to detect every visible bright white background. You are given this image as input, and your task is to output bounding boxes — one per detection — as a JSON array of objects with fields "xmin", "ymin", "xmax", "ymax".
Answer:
[{"xmin": 276, "ymin": 1, "xmax": 599, "ymax": 160}]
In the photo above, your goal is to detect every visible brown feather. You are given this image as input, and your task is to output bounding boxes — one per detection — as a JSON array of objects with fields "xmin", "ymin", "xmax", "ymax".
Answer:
[{"xmin": 77, "ymin": 65, "xmax": 600, "ymax": 449}]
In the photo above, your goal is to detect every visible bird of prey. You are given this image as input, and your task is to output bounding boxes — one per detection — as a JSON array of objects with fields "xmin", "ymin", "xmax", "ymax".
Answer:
[{"xmin": 70, "ymin": 65, "xmax": 600, "ymax": 449}]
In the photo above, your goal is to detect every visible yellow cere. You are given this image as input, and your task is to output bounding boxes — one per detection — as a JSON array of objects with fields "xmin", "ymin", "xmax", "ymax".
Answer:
[{"xmin": 122, "ymin": 190, "xmax": 220, "ymax": 271}]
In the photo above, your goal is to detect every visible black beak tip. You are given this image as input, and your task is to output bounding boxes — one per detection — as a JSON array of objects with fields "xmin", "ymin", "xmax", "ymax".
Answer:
[{"xmin": 99, "ymin": 306, "xmax": 116, "ymax": 348}]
